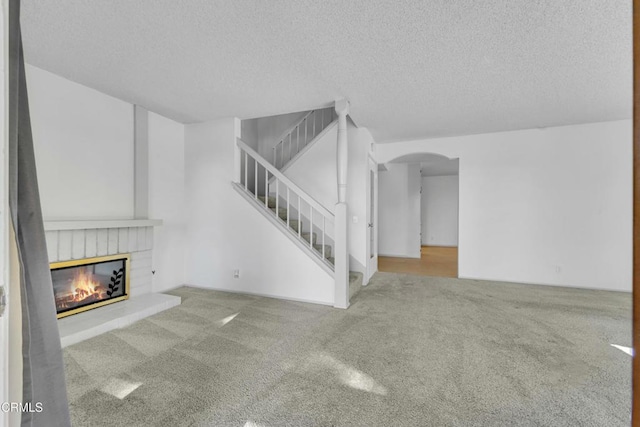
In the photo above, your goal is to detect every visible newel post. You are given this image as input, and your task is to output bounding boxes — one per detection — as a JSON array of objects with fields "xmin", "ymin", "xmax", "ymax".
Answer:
[{"xmin": 334, "ymin": 99, "xmax": 350, "ymax": 309}]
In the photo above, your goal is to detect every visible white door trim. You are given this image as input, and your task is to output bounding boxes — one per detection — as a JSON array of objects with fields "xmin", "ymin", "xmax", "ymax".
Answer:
[{"xmin": 366, "ymin": 156, "xmax": 378, "ymax": 283}]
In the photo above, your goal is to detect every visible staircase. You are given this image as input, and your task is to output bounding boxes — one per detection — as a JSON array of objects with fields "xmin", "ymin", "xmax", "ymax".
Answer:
[
  {"xmin": 233, "ymin": 111, "xmax": 362, "ymax": 306},
  {"xmin": 256, "ymin": 194, "xmax": 363, "ymax": 302},
  {"xmin": 235, "ymin": 137, "xmax": 336, "ymax": 273}
]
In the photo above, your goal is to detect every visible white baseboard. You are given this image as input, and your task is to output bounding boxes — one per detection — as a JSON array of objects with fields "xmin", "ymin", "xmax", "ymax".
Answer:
[
  {"xmin": 378, "ymin": 253, "xmax": 421, "ymax": 259},
  {"xmin": 181, "ymin": 283, "xmax": 335, "ymax": 307},
  {"xmin": 457, "ymin": 274, "xmax": 631, "ymax": 293},
  {"xmin": 161, "ymin": 283, "xmax": 190, "ymax": 293}
]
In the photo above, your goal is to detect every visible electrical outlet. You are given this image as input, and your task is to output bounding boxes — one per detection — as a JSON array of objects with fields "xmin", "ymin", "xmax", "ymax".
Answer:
[
  {"xmin": 352, "ymin": 216, "xmax": 359, "ymax": 223},
  {"xmin": 554, "ymin": 265, "xmax": 562, "ymax": 274},
  {"xmin": 233, "ymin": 269, "xmax": 240, "ymax": 279}
]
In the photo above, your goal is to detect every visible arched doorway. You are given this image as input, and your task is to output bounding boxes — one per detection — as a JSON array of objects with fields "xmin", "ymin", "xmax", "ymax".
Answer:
[{"xmin": 377, "ymin": 152, "xmax": 459, "ymax": 278}]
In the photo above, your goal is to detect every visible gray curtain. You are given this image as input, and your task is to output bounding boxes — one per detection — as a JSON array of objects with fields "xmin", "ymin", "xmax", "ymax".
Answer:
[{"xmin": 8, "ymin": 0, "xmax": 71, "ymax": 425}]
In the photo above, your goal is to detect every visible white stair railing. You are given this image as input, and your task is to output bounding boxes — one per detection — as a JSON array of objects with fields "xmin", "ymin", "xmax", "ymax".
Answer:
[
  {"xmin": 272, "ymin": 108, "xmax": 337, "ymax": 169},
  {"xmin": 237, "ymin": 138, "xmax": 335, "ymax": 270}
]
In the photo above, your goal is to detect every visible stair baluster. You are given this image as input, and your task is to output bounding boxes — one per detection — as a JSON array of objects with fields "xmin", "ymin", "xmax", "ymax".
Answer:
[
  {"xmin": 264, "ymin": 168, "xmax": 268, "ymax": 208},
  {"xmin": 298, "ymin": 196, "xmax": 301, "ymax": 237},
  {"xmin": 244, "ymin": 151, "xmax": 248, "ymax": 191},
  {"xmin": 322, "ymin": 217, "xmax": 326, "ymax": 259},
  {"xmin": 254, "ymin": 160, "xmax": 258, "ymax": 200},
  {"xmin": 309, "ymin": 207, "xmax": 313, "ymax": 249}
]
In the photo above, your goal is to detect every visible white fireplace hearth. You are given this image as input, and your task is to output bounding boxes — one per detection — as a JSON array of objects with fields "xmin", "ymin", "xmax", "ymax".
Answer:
[{"xmin": 44, "ymin": 219, "xmax": 181, "ymax": 347}]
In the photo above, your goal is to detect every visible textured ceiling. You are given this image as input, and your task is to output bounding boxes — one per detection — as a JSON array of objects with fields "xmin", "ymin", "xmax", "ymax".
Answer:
[{"xmin": 21, "ymin": 0, "xmax": 631, "ymax": 142}]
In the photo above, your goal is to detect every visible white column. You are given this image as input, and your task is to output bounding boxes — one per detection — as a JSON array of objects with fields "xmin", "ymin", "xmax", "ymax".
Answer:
[
  {"xmin": 336, "ymin": 99, "xmax": 349, "ymax": 203},
  {"xmin": 334, "ymin": 99, "xmax": 350, "ymax": 309},
  {"xmin": 134, "ymin": 105, "xmax": 149, "ymax": 219}
]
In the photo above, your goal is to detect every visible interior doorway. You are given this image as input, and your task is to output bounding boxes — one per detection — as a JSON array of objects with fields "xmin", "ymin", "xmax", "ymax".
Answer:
[
  {"xmin": 377, "ymin": 153, "xmax": 459, "ymax": 278},
  {"xmin": 419, "ymin": 159, "xmax": 459, "ymax": 277}
]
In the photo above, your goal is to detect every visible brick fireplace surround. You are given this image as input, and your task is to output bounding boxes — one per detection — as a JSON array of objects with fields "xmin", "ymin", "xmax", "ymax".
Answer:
[{"xmin": 44, "ymin": 219, "xmax": 180, "ymax": 347}]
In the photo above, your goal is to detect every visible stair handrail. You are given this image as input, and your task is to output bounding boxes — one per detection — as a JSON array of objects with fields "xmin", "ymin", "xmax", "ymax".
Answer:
[{"xmin": 236, "ymin": 138, "xmax": 334, "ymax": 220}]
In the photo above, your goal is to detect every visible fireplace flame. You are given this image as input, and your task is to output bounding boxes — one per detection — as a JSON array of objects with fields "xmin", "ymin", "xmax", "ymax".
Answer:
[
  {"xmin": 55, "ymin": 269, "xmax": 107, "ymax": 311},
  {"xmin": 71, "ymin": 269, "xmax": 104, "ymax": 300}
]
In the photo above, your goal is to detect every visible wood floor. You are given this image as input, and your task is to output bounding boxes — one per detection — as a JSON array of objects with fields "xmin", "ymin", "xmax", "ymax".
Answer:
[{"xmin": 378, "ymin": 246, "xmax": 458, "ymax": 278}]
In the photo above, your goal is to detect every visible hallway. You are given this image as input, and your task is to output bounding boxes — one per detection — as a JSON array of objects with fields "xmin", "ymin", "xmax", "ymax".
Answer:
[{"xmin": 379, "ymin": 246, "xmax": 457, "ymax": 278}]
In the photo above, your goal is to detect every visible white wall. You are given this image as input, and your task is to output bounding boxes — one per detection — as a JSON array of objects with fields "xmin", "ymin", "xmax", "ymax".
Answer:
[
  {"xmin": 240, "ymin": 118, "xmax": 260, "ymax": 194},
  {"xmin": 184, "ymin": 118, "xmax": 334, "ymax": 304},
  {"xmin": 27, "ymin": 66, "xmax": 188, "ymax": 292},
  {"xmin": 421, "ymin": 175, "xmax": 459, "ymax": 246},
  {"xmin": 148, "ymin": 112, "xmax": 186, "ymax": 292},
  {"xmin": 376, "ymin": 120, "xmax": 632, "ymax": 291},
  {"xmin": 282, "ymin": 124, "xmax": 337, "ymax": 214},
  {"xmin": 27, "ymin": 65, "xmax": 134, "ymax": 220},
  {"xmin": 240, "ymin": 118, "xmax": 259, "ymax": 150},
  {"xmin": 378, "ymin": 163, "xmax": 422, "ymax": 258},
  {"xmin": 281, "ymin": 119, "xmax": 373, "ymax": 274}
]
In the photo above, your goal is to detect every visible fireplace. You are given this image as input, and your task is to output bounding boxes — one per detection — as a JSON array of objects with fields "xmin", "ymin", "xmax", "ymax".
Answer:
[{"xmin": 50, "ymin": 254, "xmax": 130, "ymax": 319}]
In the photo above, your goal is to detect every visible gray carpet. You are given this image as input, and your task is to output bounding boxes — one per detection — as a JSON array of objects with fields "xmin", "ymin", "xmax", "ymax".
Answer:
[{"xmin": 64, "ymin": 273, "xmax": 631, "ymax": 426}]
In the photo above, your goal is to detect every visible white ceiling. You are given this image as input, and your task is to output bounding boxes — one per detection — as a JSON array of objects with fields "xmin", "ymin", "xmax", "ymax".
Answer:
[{"xmin": 21, "ymin": 0, "xmax": 631, "ymax": 143}]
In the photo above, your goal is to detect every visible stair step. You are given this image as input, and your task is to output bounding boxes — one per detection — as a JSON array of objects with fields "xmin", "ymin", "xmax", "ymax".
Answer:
[
  {"xmin": 313, "ymin": 244, "xmax": 332, "ymax": 259},
  {"xmin": 287, "ymin": 219, "xmax": 302, "ymax": 233},
  {"xmin": 349, "ymin": 271, "xmax": 364, "ymax": 300},
  {"xmin": 302, "ymin": 232, "xmax": 317, "ymax": 244},
  {"xmin": 269, "ymin": 206, "xmax": 288, "ymax": 220},
  {"xmin": 258, "ymin": 196, "xmax": 277, "ymax": 208}
]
